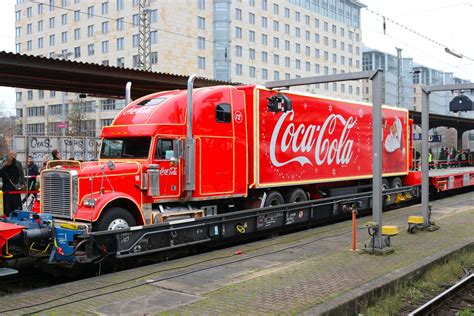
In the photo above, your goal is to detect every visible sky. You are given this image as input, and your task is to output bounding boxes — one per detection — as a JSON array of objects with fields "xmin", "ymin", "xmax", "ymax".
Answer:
[{"xmin": 1, "ymin": 0, "xmax": 474, "ymax": 114}]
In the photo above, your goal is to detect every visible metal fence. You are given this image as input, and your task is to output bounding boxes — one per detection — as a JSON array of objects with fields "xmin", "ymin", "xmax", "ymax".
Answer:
[{"xmin": 12, "ymin": 135, "xmax": 101, "ymax": 166}]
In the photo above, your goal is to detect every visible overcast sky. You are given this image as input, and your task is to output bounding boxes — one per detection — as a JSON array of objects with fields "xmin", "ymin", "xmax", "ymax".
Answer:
[{"xmin": 1, "ymin": 0, "xmax": 474, "ymax": 114}]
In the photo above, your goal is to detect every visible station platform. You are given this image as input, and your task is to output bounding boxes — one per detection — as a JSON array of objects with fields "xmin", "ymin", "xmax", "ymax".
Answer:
[{"xmin": 0, "ymin": 192, "xmax": 473, "ymax": 315}]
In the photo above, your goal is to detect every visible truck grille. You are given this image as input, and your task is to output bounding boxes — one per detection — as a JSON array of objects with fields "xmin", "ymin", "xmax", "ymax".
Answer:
[{"xmin": 41, "ymin": 171, "xmax": 72, "ymax": 219}]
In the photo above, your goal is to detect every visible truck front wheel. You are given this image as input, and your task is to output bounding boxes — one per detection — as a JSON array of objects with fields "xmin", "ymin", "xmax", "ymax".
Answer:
[{"xmin": 94, "ymin": 207, "xmax": 137, "ymax": 231}]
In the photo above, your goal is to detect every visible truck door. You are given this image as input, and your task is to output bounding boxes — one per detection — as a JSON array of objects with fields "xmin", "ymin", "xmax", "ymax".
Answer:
[{"xmin": 153, "ymin": 138, "xmax": 182, "ymax": 198}]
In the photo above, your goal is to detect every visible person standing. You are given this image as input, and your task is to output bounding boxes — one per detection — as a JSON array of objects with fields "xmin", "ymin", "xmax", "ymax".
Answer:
[
  {"xmin": 51, "ymin": 149, "xmax": 61, "ymax": 160},
  {"xmin": 1, "ymin": 151, "xmax": 25, "ymax": 216},
  {"xmin": 23, "ymin": 155, "xmax": 39, "ymax": 203}
]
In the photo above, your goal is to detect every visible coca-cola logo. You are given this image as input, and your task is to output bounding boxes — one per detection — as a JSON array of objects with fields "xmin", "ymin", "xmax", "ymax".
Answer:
[{"xmin": 269, "ymin": 112, "xmax": 357, "ymax": 167}]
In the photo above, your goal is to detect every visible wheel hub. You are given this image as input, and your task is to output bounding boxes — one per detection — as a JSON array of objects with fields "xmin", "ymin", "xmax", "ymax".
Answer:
[{"xmin": 107, "ymin": 218, "xmax": 130, "ymax": 230}]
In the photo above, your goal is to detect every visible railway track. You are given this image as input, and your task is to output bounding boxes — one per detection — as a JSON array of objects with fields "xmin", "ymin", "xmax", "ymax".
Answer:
[
  {"xmin": 0, "ymin": 187, "xmax": 471, "ymax": 300},
  {"xmin": 409, "ymin": 274, "xmax": 474, "ymax": 315}
]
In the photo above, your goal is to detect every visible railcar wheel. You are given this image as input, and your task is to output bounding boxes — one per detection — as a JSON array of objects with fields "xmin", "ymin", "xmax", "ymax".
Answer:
[
  {"xmin": 285, "ymin": 188, "xmax": 308, "ymax": 204},
  {"xmin": 382, "ymin": 179, "xmax": 390, "ymax": 191},
  {"xmin": 94, "ymin": 207, "xmax": 137, "ymax": 231},
  {"xmin": 264, "ymin": 191, "xmax": 284, "ymax": 207},
  {"xmin": 390, "ymin": 177, "xmax": 403, "ymax": 189}
]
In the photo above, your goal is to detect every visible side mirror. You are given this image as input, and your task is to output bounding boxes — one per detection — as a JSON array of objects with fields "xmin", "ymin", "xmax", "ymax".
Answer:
[{"xmin": 267, "ymin": 93, "xmax": 292, "ymax": 113}]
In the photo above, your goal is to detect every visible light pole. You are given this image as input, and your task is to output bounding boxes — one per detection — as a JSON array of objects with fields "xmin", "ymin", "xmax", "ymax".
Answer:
[{"xmin": 53, "ymin": 51, "xmax": 73, "ymax": 136}]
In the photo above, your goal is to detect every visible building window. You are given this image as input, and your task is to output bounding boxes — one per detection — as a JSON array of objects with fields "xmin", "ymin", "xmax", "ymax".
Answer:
[
  {"xmin": 285, "ymin": 40, "xmax": 290, "ymax": 51},
  {"xmin": 74, "ymin": 28, "xmax": 80, "ymax": 40},
  {"xmin": 273, "ymin": 3, "xmax": 279, "ymax": 14},
  {"xmin": 74, "ymin": 10, "xmax": 80, "ymax": 21},
  {"xmin": 38, "ymin": 90, "xmax": 45, "ymax": 99},
  {"xmin": 102, "ymin": 21, "xmax": 109, "ymax": 34},
  {"xmin": 27, "ymin": 106, "xmax": 45, "ymax": 117},
  {"xmin": 132, "ymin": 55, "xmax": 139, "ymax": 68},
  {"xmin": 102, "ymin": 60, "xmax": 109, "ymax": 66},
  {"xmin": 132, "ymin": 14, "xmax": 139, "ymax": 26},
  {"xmin": 150, "ymin": 52, "xmax": 158, "ymax": 64},
  {"xmin": 132, "ymin": 34, "xmax": 139, "ymax": 48},
  {"xmin": 295, "ymin": 11, "xmax": 300, "ymax": 21},
  {"xmin": 117, "ymin": 57, "xmax": 124, "ymax": 68},
  {"xmin": 197, "ymin": 0, "xmax": 205, "ymax": 10},
  {"xmin": 87, "ymin": 25, "xmax": 94, "ymax": 37},
  {"xmin": 249, "ymin": 30, "xmax": 255, "ymax": 42},
  {"xmin": 87, "ymin": 6, "xmax": 94, "ymax": 18},
  {"xmin": 27, "ymin": 6, "xmax": 32, "ymax": 18},
  {"xmin": 27, "ymin": 123, "xmax": 45, "ymax": 135},
  {"xmin": 88, "ymin": 43, "xmax": 94, "ymax": 55},
  {"xmin": 150, "ymin": 31, "xmax": 157, "ymax": 44},
  {"xmin": 249, "ymin": 48, "xmax": 255, "ymax": 60},
  {"xmin": 101, "ymin": 2, "xmax": 109, "ymax": 15},
  {"xmin": 285, "ymin": 24, "xmax": 290, "ymax": 35},
  {"xmin": 61, "ymin": 13, "xmax": 67, "ymax": 25},
  {"xmin": 197, "ymin": 16, "xmax": 205, "ymax": 30},
  {"xmin": 262, "ymin": 51, "xmax": 268, "ymax": 63},
  {"xmin": 236, "ymin": 45, "xmax": 242, "ymax": 57},
  {"xmin": 38, "ymin": 37, "xmax": 44, "ymax": 48},
  {"xmin": 16, "ymin": 109, "xmax": 23, "ymax": 118},
  {"xmin": 16, "ymin": 92, "xmax": 22, "ymax": 101},
  {"xmin": 61, "ymin": 31, "xmax": 67, "ymax": 43},
  {"xmin": 273, "ymin": 71, "xmax": 280, "ymax": 80},
  {"xmin": 117, "ymin": 17, "xmax": 124, "ymax": 30},
  {"xmin": 101, "ymin": 40, "xmax": 108, "ymax": 53},
  {"xmin": 305, "ymin": 61, "xmax": 311, "ymax": 72},
  {"xmin": 296, "ymin": 59, "xmax": 301, "ymax": 70},
  {"xmin": 26, "ymin": 23, "xmax": 32, "ymax": 35},
  {"xmin": 50, "ymin": 91, "xmax": 56, "ymax": 98},
  {"xmin": 261, "ymin": 16, "xmax": 267, "ymax": 28},
  {"xmin": 15, "ymin": 27, "xmax": 21, "ymax": 38},
  {"xmin": 198, "ymin": 36, "xmax": 205, "ymax": 50},
  {"xmin": 235, "ymin": 27, "xmax": 242, "ymax": 39},
  {"xmin": 15, "ymin": 10, "xmax": 21, "ymax": 21},
  {"xmin": 315, "ymin": 48, "xmax": 320, "ymax": 58},
  {"xmin": 324, "ymin": 21, "xmax": 328, "ymax": 31},
  {"xmin": 49, "ymin": 17, "xmax": 55, "ymax": 28},
  {"xmin": 261, "ymin": 0, "xmax": 267, "ymax": 10},
  {"xmin": 273, "ymin": 54, "xmax": 279, "ymax": 65},
  {"xmin": 74, "ymin": 46, "xmax": 80, "ymax": 58},
  {"xmin": 249, "ymin": 13, "xmax": 255, "ymax": 24},
  {"xmin": 116, "ymin": 0, "xmax": 124, "ymax": 11},
  {"xmin": 150, "ymin": 9, "xmax": 158, "ymax": 23},
  {"xmin": 38, "ymin": 20, "xmax": 43, "ymax": 31},
  {"xmin": 117, "ymin": 37, "xmax": 124, "ymax": 50},
  {"xmin": 285, "ymin": 56, "xmax": 290, "ymax": 67},
  {"xmin": 49, "ymin": 0, "xmax": 55, "ymax": 12},
  {"xmin": 249, "ymin": 66, "xmax": 256, "ymax": 78},
  {"xmin": 101, "ymin": 119, "xmax": 114, "ymax": 128},
  {"xmin": 295, "ymin": 43, "xmax": 300, "ymax": 54},
  {"xmin": 273, "ymin": 20, "xmax": 279, "ymax": 31},
  {"xmin": 235, "ymin": 8, "xmax": 242, "ymax": 20},
  {"xmin": 49, "ymin": 34, "xmax": 55, "ymax": 46},
  {"xmin": 261, "ymin": 34, "xmax": 268, "ymax": 45},
  {"xmin": 235, "ymin": 63, "xmax": 242, "ymax": 75},
  {"xmin": 284, "ymin": 7, "xmax": 290, "ymax": 18},
  {"xmin": 27, "ymin": 90, "xmax": 33, "ymax": 100},
  {"xmin": 295, "ymin": 27, "xmax": 300, "ymax": 38},
  {"xmin": 198, "ymin": 56, "xmax": 205, "ymax": 69},
  {"xmin": 273, "ymin": 37, "xmax": 279, "ymax": 48},
  {"xmin": 262, "ymin": 68, "xmax": 268, "ymax": 80}
]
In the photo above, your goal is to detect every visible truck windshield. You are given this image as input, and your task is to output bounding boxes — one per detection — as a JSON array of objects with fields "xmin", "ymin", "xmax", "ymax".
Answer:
[{"xmin": 100, "ymin": 137, "xmax": 151, "ymax": 159}]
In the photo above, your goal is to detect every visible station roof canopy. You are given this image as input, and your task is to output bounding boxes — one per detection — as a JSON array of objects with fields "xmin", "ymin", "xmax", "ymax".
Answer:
[
  {"xmin": 0, "ymin": 51, "xmax": 237, "ymax": 100},
  {"xmin": 409, "ymin": 110, "xmax": 474, "ymax": 131}
]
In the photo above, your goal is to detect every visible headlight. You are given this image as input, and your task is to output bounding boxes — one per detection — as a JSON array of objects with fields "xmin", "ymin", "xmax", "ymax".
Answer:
[{"xmin": 83, "ymin": 198, "xmax": 96, "ymax": 207}]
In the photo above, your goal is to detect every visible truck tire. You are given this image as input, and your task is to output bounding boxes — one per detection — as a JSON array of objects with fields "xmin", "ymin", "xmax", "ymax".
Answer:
[
  {"xmin": 94, "ymin": 207, "xmax": 137, "ymax": 231},
  {"xmin": 390, "ymin": 177, "xmax": 403, "ymax": 189},
  {"xmin": 285, "ymin": 188, "xmax": 308, "ymax": 203},
  {"xmin": 264, "ymin": 190, "xmax": 284, "ymax": 207},
  {"xmin": 382, "ymin": 179, "xmax": 390, "ymax": 191}
]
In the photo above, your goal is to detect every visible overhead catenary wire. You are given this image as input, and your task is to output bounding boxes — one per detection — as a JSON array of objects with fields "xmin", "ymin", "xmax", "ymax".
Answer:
[{"xmin": 364, "ymin": 7, "xmax": 474, "ymax": 62}]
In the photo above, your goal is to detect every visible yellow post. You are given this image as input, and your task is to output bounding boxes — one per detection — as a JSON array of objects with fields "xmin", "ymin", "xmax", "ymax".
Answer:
[{"xmin": 0, "ymin": 190, "xmax": 3, "ymax": 216}]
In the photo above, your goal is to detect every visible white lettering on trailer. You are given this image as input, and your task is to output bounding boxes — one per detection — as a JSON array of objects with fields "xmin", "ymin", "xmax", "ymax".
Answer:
[{"xmin": 270, "ymin": 112, "xmax": 357, "ymax": 167}]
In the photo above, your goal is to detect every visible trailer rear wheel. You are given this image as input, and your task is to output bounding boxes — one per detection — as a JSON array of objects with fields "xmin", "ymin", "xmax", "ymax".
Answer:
[
  {"xmin": 264, "ymin": 191, "xmax": 284, "ymax": 207},
  {"xmin": 94, "ymin": 207, "xmax": 137, "ymax": 231},
  {"xmin": 390, "ymin": 177, "xmax": 403, "ymax": 189},
  {"xmin": 285, "ymin": 188, "xmax": 308, "ymax": 204},
  {"xmin": 382, "ymin": 179, "xmax": 390, "ymax": 191}
]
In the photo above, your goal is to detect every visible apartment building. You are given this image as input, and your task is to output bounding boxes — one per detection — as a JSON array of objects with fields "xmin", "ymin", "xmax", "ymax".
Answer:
[{"xmin": 14, "ymin": 0, "xmax": 365, "ymax": 137}]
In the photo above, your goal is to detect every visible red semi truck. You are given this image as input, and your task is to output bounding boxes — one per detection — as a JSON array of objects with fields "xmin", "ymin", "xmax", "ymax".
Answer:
[{"xmin": 39, "ymin": 79, "xmax": 418, "ymax": 231}]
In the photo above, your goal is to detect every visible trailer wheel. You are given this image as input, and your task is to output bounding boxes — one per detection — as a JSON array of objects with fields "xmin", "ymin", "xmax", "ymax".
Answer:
[
  {"xmin": 382, "ymin": 179, "xmax": 390, "ymax": 191},
  {"xmin": 285, "ymin": 188, "xmax": 308, "ymax": 203},
  {"xmin": 264, "ymin": 191, "xmax": 284, "ymax": 207},
  {"xmin": 390, "ymin": 177, "xmax": 403, "ymax": 189},
  {"xmin": 94, "ymin": 207, "xmax": 137, "ymax": 231}
]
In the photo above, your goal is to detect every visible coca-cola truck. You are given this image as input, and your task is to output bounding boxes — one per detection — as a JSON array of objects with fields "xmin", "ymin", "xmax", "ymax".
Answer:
[{"xmin": 39, "ymin": 76, "xmax": 416, "ymax": 231}]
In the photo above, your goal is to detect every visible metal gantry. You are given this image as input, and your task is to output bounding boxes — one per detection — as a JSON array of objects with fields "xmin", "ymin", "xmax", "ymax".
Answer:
[
  {"xmin": 138, "ymin": 0, "xmax": 152, "ymax": 71},
  {"xmin": 266, "ymin": 70, "xmax": 389, "ymax": 252}
]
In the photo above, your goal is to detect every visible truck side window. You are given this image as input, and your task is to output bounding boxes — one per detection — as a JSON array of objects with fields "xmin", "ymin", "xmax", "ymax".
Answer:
[
  {"xmin": 155, "ymin": 139, "xmax": 174, "ymax": 160},
  {"xmin": 216, "ymin": 103, "xmax": 231, "ymax": 123}
]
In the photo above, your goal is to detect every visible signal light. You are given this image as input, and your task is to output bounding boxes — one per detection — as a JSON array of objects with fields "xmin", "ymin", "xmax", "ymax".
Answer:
[{"xmin": 449, "ymin": 94, "xmax": 473, "ymax": 112}]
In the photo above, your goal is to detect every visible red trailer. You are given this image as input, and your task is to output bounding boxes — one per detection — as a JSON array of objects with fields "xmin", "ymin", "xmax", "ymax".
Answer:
[{"xmin": 37, "ymin": 84, "xmax": 419, "ymax": 231}]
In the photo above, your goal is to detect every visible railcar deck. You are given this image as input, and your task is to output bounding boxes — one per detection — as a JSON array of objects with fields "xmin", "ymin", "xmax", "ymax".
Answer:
[{"xmin": 429, "ymin": 166, "xmax": 474, "ymax": 191}]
